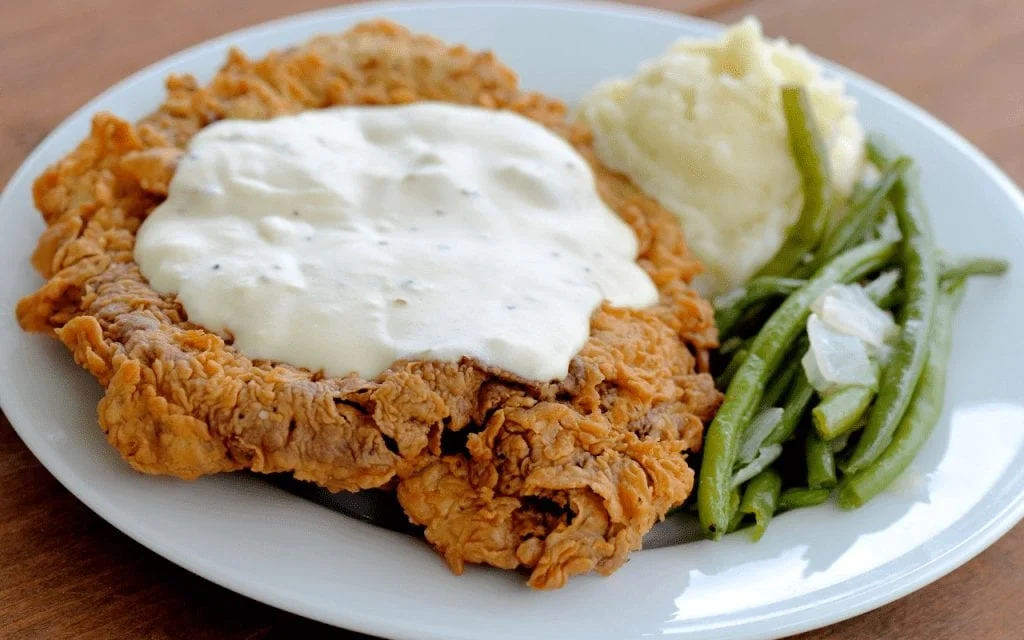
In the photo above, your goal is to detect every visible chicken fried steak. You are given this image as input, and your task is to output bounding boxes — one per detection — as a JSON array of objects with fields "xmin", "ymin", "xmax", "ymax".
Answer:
[{"xmin": 16, "ymin": 20, "xmax": 721, "ymax": 589}]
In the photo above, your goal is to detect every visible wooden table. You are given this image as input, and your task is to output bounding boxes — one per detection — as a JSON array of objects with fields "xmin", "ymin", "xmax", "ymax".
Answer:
[{"xmin": 2, "ymin": 1, "xmax": 1021, "ymax": 637}]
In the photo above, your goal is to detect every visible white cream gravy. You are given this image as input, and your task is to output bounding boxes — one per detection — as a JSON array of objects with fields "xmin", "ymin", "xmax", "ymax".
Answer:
[{"xmin": 135, "ymin": 103, "xmax": 658, "ymax": 381}]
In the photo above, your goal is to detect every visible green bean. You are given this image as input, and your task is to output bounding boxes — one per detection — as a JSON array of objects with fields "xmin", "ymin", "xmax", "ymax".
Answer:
[
  {"xmin": 738, "ymin": 469, "xmax": 783, "ymax": 540},
  {"xmin": 719, "ymin": 304, "xmax": 771, "ymax": 342},
  {"xmin": 761, "ymin": 347, "xmax": 803, "ymax": 409},
  {"xmin": 939, "ymin": 256, "xmax": 1009, "ymax": 282},
  {"xmin": 812, "ymin": 385, "xmax": 876, "ymax": 440},
  {"xmin": 875, "ymin": 288, "xmax": 904, "ymax": 311},
  {"xmin": 805, "ymin": 429, "xmax": 838, "ymax": 489},
  {"xmin": 795, "ymin": 158, "xmax": 910, "ymax": 277},
  {"xmin": 846, "ymin": 180, "xmax": 870, "ymax": 213},
  {"xmin": 727, "ymin": 488, "xmax": 744, "ymax": 533},
  {"xmin": 843, "ymin": 170, "xmax": 938, "ymax": 474},
  {"xmin": 699, "ymin": 239, "xmax": 897, "ymax": 538},
  {"xmin": 838, "ymin": 279, "xmax": 966, "ymax": 508},
  {"xmin": 715, "ymin": 277, "xmax": 806, "ymax": 337},
  {"xmin": 757, "ymin": 86, "xmax": 832, "ymax": 277},
  {"xmin": 762, "ymin": 336, "xmax": 811, "ymax": 447},
  {"xmin": 777, "ymin": 487, "xmax": 831, "ymax": 512},
  {"xmin": 764, "ymin": 370, "xmax": 816, "ymax": 446},
  {"xmin": 716, "ymin": 347, "xmax": 749, "ymax": 391},
  {"xmin": 828, "ymin": 431, "xmax": 852, "ymax": 453},
  {"xmin": 718, "ymin": 336, "xmax": 747, "ymax": 358}
]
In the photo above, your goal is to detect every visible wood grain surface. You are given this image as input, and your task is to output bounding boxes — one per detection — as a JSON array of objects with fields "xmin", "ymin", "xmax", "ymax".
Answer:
[{"xmin": 1, "ymin": 1, "xmax": 1021, "ymax": 638}]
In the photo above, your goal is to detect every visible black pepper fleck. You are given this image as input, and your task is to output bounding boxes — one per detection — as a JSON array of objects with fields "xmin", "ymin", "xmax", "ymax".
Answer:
[
  {"xmin": 400, "ymin": 279, "xmax": 415, "ymax": 288},
  {"xmin": 272, "ymin": 264, "xmax": 282, "ymax": 270},
  {"xmin": 505, "ymin": 304, "xmax": 517, "ymax": 311},
  {"xmin": 583, "ymin": 266, "xmax": 592, "ymax": 273},
  {"xmin": 259, "ymin": 275, "xmax": 270, "ymax": 284},
  {"xmin": 305, "ymin": 236, "xmax": 313, "ymax": 241},
  {"xmin": 434, "ymin": 208, "xmax": 445, "ymax": 216},
  {"xmin": 550, "ymin": 251, "xmax": 561, "ymax": 258},
  {"xmin": 292, "ymin": 210, "xmax": 300, "ymax": 217},
  {"xmin": 378, "ymin": 240, "xmax": 390, "ymax": 246},
  {"xmin": 212, "ymin": 264, "xmax": 221, "ymax": 271},
  {"xmin": 186, "ymin": 152, "xmax": 198, "ymax": 161},
  {"xmin": 459, "ymin": 188, "xmax": 480, "ymax": 198}
]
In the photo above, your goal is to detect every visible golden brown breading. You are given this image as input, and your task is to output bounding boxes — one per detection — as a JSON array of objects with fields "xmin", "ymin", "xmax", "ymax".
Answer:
[{"xmin": 16, "ymin": 20, "xmax": 720, "ymax": 589}]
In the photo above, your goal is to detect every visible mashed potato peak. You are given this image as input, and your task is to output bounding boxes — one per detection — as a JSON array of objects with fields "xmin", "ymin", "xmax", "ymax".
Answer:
[{"xmin": 577, "ymin": 17, "xmax": 865, "ymax": 294}]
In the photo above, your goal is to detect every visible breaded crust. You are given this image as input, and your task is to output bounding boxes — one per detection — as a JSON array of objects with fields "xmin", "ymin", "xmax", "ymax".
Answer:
[{"xmin": 16, "ymin": 20, "xmax": 721, "ymax": 589}]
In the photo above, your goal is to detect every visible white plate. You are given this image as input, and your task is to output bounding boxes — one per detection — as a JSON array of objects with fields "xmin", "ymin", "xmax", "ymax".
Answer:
[{"xmin": 2, "ymin": 2, "xmax": 1023, "ymax": 639}]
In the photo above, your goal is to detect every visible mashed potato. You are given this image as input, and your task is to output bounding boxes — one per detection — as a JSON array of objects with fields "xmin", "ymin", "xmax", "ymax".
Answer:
[{"xmin": 577, "ymin": 17, "xmax": 865, "ymax": 294}]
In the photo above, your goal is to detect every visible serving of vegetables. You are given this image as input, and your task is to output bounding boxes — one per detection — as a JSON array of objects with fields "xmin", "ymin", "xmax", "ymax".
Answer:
[{"xmin": 695, "ymin": 86, "xmax": 1009, "ymax": 540}]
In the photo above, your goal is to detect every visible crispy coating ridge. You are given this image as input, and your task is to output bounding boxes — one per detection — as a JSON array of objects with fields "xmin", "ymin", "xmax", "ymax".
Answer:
[{"xmin": 16, "ymin": 20, "xmax": 720, "ymax": 588}]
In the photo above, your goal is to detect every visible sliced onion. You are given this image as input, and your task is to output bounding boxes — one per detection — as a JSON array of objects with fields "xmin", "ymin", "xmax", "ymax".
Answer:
[
  {"xmin": 876, "ymin": 209, "xmax": 902, "ymax": 242},
  {"xmin": 731, "ymin": 444, "xmax": 784, "ymax": 489},
  {"xmin": 801, "ymin": 346, "xmax": 832, "ymax": 393},
  {"xmin": 862, "ymin": 269, "xmax": 901, "ymax": 304},
  {"xmin": 812, "ymin": 284, "xmax": 898, "ymax": 348},
  {"xmin": 737, "ymin": 407, "xmax": 784, "ymax": 465},
  {"xmin": 860, "ymin": 164, "xmax": 882, "ymax": 187},
  {"xmin": 803, "ymin": 313, "xmax": 878, "ymax": 393}
]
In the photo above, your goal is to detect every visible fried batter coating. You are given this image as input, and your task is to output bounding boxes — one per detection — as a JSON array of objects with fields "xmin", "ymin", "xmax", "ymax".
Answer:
[{"xmin": 16, "ymin": 20, "xmax": 720, "ymax": 588}]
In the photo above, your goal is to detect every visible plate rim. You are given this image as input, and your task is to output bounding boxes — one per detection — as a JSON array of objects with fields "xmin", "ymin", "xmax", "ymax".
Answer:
[{"xmin": 2, "ymin": 1, "xmax": 1023, "ymax": 639}]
